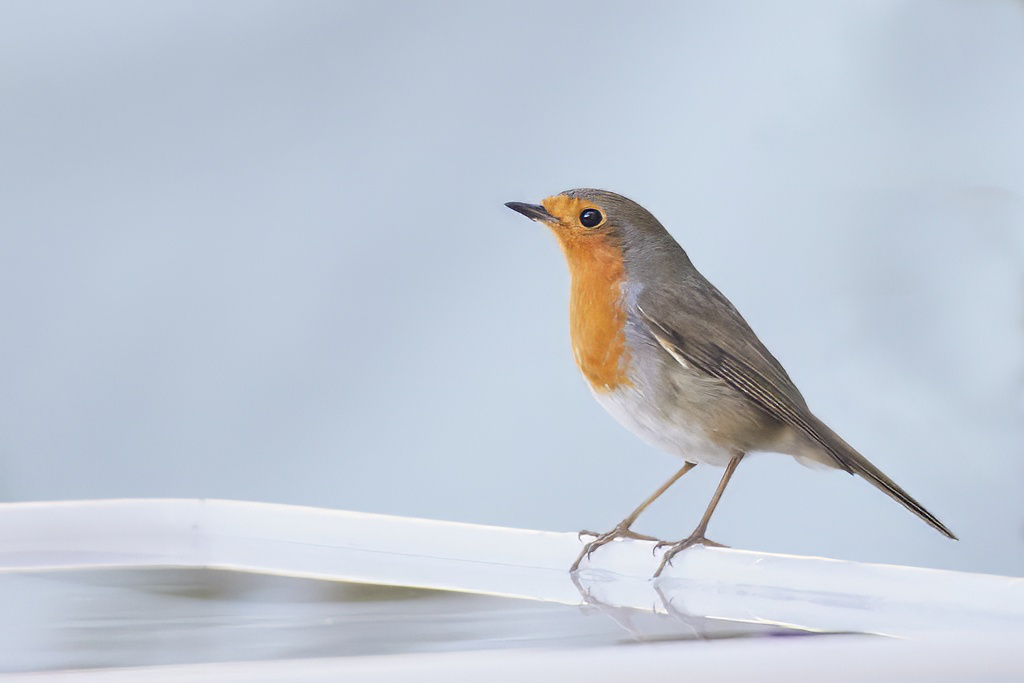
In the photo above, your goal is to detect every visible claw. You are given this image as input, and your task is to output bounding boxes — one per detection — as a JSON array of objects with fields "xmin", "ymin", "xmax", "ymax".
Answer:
[
  {"xmin": 652, "ymin": 534, "xmax": 728, "ymax": 577},
  {"xmin": 571, "ymin": 523, "xmax": 664, "ymax": 572}
]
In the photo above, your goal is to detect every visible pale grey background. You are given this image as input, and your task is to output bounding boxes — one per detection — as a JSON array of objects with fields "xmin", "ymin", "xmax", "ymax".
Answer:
[{"xmin": 2, "ymin": 1, "xmax": 1022, "ymax": 575}]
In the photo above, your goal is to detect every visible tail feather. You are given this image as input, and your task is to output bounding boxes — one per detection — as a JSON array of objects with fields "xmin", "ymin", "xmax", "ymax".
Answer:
[{"xmin": 811, "ymin": 417, "xmax": 958, "ymax": 540}]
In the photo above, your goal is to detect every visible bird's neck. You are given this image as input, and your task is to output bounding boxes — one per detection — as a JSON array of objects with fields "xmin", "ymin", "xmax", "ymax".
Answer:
[{"xmin": 557, "ymin": 235, "xmax": 632, "ymax": 393}]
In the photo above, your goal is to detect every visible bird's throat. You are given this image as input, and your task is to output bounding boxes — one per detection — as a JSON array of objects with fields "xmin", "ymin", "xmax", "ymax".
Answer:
[{"xmin": 556, "ymin": 234, "xmax": 632, "ymax": 393}]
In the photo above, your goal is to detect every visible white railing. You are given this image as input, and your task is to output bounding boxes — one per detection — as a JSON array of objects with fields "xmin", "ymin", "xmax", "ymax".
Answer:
[{"xmin": 2, "ymin": 498, "xmax": 1021, "ymax": 640}]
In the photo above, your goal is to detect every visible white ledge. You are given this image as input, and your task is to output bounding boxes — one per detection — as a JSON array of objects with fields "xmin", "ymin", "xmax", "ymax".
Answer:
[{"xmin": 1, "ymin": 498, "xmax": 1021, "ymax": 640}]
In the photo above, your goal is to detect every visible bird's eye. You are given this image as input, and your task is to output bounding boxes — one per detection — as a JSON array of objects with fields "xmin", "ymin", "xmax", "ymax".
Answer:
[{"xmin": 579, "ymin": 208, "xmax": 603, "ymax": 228}]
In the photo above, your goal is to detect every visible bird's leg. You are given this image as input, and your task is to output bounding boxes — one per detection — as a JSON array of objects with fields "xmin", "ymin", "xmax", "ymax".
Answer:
[
  {"xmin": 571, "ymin": 462, "xmax": 696, "ymax": 572},
  {"xmin": 654, "ymin": 453, "xmax": 744, "ymax": 577}
]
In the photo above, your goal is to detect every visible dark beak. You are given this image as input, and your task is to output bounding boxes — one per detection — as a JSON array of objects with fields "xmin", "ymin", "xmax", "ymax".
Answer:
[{"xmin": 505, "ymin": 201, "xmax": 555, "ymax": 223}]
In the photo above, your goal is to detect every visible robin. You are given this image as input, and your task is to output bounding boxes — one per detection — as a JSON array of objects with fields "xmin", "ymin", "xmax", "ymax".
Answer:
[{"xmin": 506, "ymin": 189, "xmax": 956, "ymax": 576}]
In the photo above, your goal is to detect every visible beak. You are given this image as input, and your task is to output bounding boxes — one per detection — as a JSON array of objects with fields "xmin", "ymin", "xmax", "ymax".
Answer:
[{"xmin": 505, "ymin": 201, "xmax": 556, "ymax": 223}]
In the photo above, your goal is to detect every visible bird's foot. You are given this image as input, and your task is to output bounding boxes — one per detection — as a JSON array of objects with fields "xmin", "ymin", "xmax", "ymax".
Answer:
[
  {"xmin": 653, "ymin": 533, "xmax": 727, "ymax": 577},
  {"xmin": 571, "ymin": 523, "xmax": 659, "ymax": 572}
]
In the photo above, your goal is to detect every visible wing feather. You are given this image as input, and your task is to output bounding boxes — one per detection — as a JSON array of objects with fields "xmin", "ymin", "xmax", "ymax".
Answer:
[{"xmin": 637, "ymin": 304, "xmax": 856, "ymax": 474}]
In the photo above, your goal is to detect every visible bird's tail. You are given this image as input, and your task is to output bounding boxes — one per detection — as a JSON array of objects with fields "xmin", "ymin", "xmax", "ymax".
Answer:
[{"xmin": 810, "ymin": 416, "xmax": 958, "ymax": 540}]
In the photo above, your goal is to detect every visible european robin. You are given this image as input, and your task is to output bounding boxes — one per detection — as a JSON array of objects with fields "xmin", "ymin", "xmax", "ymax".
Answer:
[{"xmin": 506, "ymin": 189, "xmax": 956, "ymax": 576}]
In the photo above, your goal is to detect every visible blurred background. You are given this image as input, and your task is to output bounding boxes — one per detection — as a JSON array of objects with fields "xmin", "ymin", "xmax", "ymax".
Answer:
[{"xmin": 1, "ymin": 0, "xmax": 1021, "ymax": 576}]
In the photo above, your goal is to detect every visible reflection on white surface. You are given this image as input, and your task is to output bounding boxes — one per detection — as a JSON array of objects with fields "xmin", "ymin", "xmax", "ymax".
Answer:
[
  {"xmin": 4, "ymin": 502, "xmax": 1023, "ymax": 619},
  {"xmin": 0, "ymin": 568, "xmax": 797, "ymax": 674},
  {"xmin": 2, "ymin": 499, "xmax": 1022, "ymax": 680}
]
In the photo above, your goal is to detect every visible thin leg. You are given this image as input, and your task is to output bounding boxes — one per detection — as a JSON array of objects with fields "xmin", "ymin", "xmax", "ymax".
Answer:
[
  {"xmin": 654, "ymin": 452, "xmax": 745, "ymax": 577},
  {"xmin": 571, "ymin": 462, "xmax": 697, "ymax": 572}
]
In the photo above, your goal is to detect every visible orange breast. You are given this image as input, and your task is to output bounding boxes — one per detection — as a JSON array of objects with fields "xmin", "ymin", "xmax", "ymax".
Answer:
[{"xmin": 556, "ymin": 234, "xmax": 631, "ymax": 392}]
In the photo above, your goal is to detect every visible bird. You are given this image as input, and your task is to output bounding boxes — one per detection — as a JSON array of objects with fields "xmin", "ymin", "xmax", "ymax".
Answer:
[{"xmin": 505, "ymin": 189, "xmax": 956, "ymax": 576}]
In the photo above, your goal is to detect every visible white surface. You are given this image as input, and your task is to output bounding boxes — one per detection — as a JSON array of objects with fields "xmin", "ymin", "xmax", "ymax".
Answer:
[
  {"xmin": 5, "ymin": 635, "xmax": 1024, "ymax": 683},
  {"xmin": 1, "ymin": 0, "xmax": 1022, "ymax": 578},
  {"xmin": 2, "ymin": 498, "xmax": 1021, "ymax": 641}
]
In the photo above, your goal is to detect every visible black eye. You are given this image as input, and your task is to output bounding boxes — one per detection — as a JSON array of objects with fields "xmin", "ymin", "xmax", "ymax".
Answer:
[{"xmin": 579, "ymin": 208, "xmax": 603, "ymax": 228}]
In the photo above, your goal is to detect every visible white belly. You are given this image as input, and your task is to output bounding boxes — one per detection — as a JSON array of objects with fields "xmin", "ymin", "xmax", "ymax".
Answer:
[{"xmin": 591, "ymin": 384, "xmax": 737, "ymax": 468}]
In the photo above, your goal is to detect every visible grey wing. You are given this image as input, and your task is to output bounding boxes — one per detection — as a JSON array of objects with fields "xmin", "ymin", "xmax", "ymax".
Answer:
[{"xmin": 636, "ymin": 301, "xmax": 857, "ymax": 475}]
